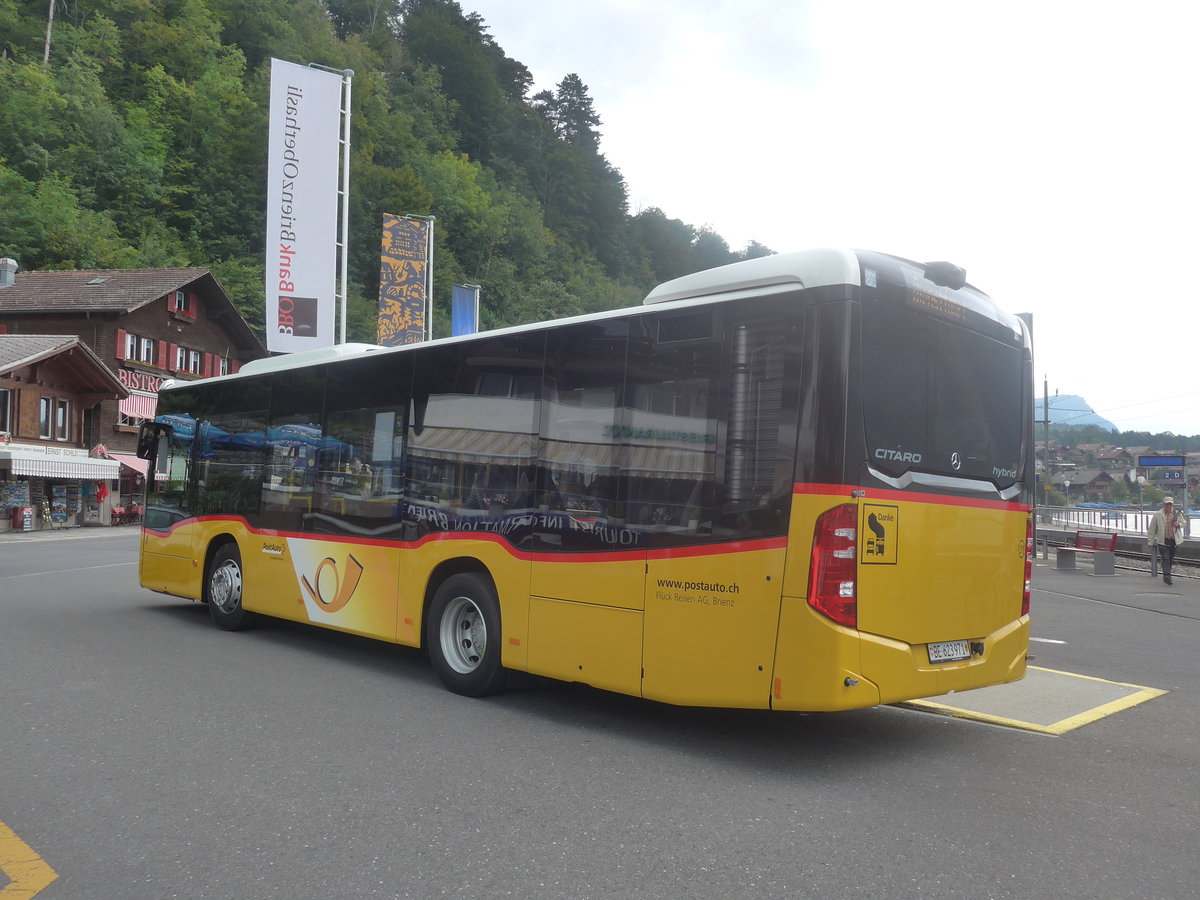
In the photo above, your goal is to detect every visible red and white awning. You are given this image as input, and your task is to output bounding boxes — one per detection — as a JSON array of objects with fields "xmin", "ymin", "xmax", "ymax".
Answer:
[
  {"xmin": 120, "ymin": 391, "xmax": 158, "ymax": 420},
  {"xmin": 110, "ymin": 452, "xmax": 150, "ymax": 477}
]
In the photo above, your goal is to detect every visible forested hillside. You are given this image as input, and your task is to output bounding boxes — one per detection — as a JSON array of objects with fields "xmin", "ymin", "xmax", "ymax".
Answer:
[{"xmin": 0, "ymin": 0, "xmax": 772, "ymax": 340}]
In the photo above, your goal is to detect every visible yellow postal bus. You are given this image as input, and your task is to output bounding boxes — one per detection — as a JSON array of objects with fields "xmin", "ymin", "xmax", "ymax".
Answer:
[{"xmin": 136, "ymin": 249, "xmax": 1033, "ymax": 710}]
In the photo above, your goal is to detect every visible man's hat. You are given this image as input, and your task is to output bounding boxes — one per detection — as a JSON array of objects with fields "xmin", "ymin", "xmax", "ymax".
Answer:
[{"xmin": 1163, "ymin": 497, "xmax": 1175, "ymax": 504}]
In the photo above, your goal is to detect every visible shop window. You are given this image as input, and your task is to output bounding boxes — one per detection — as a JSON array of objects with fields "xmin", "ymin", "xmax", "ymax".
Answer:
[
  {"xmin": 56, "ymin": 399, "xmax": 70, "ymax": 440},
  {"xmin": 0, "ymin": 388, "xmax": 10, "ymax": 435}
]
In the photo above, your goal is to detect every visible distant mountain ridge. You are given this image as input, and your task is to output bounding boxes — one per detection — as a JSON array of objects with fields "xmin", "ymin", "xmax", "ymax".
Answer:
[{"xmin": 1037, "ymin": 394, "xmax": 1118, "ymax": 431}]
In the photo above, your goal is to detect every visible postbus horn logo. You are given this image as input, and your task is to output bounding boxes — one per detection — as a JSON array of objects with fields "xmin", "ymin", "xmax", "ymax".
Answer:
[{"xmin": 300, "ymin": 554, "xmax": 363, "ymax": 614}]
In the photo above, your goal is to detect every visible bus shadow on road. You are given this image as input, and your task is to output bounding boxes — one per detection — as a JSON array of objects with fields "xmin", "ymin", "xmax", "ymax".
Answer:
[
  {"xmin": 140, "ymin": 596, "xmax": 442, "ymax": 687},
  {"xmin": 140, "ymin": 595, "xmax": 1026, "ymax": 774},
  {"xmin": 483, "ymin": 677, "xmax": 1021, "ymax": 773}
]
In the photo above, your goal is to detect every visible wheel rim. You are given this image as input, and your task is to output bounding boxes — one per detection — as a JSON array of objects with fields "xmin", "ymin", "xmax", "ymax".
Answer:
[
  {"xmin": 210, "ymin": 559, "xmax": 243, "ymax": 614},
  {"xmin": 439, "ymin": 595, "xmax": 487, "ymax": 674}
]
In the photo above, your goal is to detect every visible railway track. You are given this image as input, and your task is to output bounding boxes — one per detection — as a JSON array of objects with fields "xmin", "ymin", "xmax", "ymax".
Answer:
[
  {"xmin": 1113, "ymin": 549, "xmax": 1197, "ymax": 578},
  {"xmin": 1039, "ymin": 543, "xmax": 1198, "ymax": 579}
]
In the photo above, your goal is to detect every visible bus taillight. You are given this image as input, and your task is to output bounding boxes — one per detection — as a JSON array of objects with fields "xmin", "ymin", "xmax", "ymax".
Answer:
[
  {"xmin": 809, "ymin": 503, "xmax": 858, "ymax": 628},
  {"xmin": 1023, "ymin": 517, "xmax": 1033, "ymax": 617}
]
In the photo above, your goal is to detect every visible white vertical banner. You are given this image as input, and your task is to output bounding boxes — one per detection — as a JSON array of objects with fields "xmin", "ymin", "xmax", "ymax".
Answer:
[{"xmin": 265, "ymin": 58, "xmax": 342, "ymax": 353}]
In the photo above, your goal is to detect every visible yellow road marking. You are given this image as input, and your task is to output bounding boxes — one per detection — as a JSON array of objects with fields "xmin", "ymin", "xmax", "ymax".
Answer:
[
  {"xmin": 0, "ymin": 819, "xmax": 58, "ymax": 898},
  {"xmin": 900, "ymin": 665, "xmax": 1168, "ymax": 735}
]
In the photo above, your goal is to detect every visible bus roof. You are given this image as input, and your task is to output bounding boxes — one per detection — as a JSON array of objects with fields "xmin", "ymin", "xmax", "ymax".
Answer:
[
  {"xmin": 643, "ymin": 247, "xmax": 861, "ymax": 305},
  {"xmin": 160, "ymin": 247, "xmax": 1017, "ymax": 391}
]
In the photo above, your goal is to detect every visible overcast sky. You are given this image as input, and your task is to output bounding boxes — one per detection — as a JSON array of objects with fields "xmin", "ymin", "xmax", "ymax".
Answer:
[{"xmin": 463, "ymin": 0, "xmax": 1200, "ymax": 436}]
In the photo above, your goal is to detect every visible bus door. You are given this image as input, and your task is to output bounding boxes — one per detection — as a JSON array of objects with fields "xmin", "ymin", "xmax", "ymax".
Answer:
[
  {"xmin": 138, "ymin": 415, "xmax": 200, "ymax": 598},
  {"xmin": 528, "ymin": 320, "xmax": 647, "ymax": 695},
  {"xmin": 638, "ymin": 303, "xmax": 800, "ymax": 708}
]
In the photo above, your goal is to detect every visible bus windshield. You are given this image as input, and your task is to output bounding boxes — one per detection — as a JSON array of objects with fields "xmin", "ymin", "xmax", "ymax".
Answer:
[{"xmin": 861, "ymin": 301, "xmax": 1025, "ymax": 489}]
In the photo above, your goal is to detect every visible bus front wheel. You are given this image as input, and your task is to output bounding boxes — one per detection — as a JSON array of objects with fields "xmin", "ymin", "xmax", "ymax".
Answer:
[
  {"xmin": 205, "ymin": 543, "xmax": 256, "ymax": 631},
  {"xmin": 427, "ymin": 573, "xmax": 507, "ymax": 697}
]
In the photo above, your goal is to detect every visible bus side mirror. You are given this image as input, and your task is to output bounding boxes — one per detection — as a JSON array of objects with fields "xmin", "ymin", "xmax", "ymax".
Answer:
[{"xmin": 136, "ymin": 422, "xmax": 172, "ymax": 461}]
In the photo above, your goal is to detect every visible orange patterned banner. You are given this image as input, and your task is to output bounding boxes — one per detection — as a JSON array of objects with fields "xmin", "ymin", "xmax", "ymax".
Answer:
[{"xmin": 377, "ymin": 214, "xmax": 430, "ymax": 346}]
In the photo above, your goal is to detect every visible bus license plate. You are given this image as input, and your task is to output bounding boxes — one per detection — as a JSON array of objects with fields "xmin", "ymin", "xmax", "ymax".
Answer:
[{"xmin": 928, "ymin": 640, "xmax": 971, "ymax": 664}]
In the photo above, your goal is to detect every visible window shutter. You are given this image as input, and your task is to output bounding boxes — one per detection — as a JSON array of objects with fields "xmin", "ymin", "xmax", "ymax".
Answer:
[
  {"xmin": 230, "ymin": 359, "xmax": 241, "ymax": 374},
  {"xmin": 168, "ymin": 344, "xmax": 179, "ymax": 372},
  {"xmin": 155, "ymin": 341, "xmax": 168, "ymax": 368},
  {"xmin": 187, "ymin": 293, "xmax": 198, "ymax": 317},
  {"xmin": 115, "ymin": 329, "xmax": 128, "ymax": 360},
  {"xmin": 203, "ymin": 353, "xmax": 213, "ymax": 377}
]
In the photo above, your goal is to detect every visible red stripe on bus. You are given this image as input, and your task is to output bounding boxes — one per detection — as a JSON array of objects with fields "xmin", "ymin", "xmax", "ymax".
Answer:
[
  {"xmin": 792, "ymin": 482, "xmax": 1030, "ymax": 512},
  {"xmin": 528, "ymin": 538, "xmax": 787, "ymax": 565},
  {"xmin": 155, "ymin": 515, "xmax": 785, "ymax": 561},
  {"xmin": 647, "ymin": 538, "xmax": 786, "ymax": 560}
]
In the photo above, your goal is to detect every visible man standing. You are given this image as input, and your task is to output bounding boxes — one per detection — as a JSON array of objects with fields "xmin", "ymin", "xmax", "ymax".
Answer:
[{"xmin": 1148, "ymin": 497, "xmax": 1185, "ymax": 585}]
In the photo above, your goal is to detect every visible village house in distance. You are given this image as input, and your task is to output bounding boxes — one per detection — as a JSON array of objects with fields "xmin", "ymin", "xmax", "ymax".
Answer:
[
  {"xmin": 0, "ymin": 258, "xmax": 266, "ymax": 532},
  {"xmin": 1038, "ymin": 439, "xmax": 1200, "ymax": 505}
]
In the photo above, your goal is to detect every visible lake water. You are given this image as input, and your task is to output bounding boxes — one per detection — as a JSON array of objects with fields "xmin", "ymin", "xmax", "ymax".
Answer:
[{"xmin": 1039, "ymin": 506, "xmax": 1197, "ymax": 538}]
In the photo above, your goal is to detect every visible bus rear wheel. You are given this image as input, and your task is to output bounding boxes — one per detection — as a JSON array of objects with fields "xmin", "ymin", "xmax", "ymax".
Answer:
[
  {"xmin": 205, "ymin": 543, "xmax": 255, "ymax": 631},
  {"xmin": 427, "ymin": 573, "xmax": 507, "ymax": 697}
]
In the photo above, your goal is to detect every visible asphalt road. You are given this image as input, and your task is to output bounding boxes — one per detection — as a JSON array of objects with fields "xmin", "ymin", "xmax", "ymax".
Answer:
[{"xmin": 2, "ymin": 530, "xmax": 1198, "ymax": 899}]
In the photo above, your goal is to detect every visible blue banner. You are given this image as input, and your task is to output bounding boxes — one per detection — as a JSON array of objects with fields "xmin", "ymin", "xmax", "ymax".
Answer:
[{"xmin": 451, "ymin": 283, "xmax": 480, "ymax": 336}]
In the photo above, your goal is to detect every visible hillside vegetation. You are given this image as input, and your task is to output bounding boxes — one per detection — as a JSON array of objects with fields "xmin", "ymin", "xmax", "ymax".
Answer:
[{"xmin": 0, "ymin": 0, "xmax": 772, "ymax": 340}]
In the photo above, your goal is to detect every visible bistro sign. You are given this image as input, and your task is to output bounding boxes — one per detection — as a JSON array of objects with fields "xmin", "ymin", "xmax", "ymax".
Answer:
[{"xmin": 118, "ymin": 369, "xmax": 167, "ymax": 393}]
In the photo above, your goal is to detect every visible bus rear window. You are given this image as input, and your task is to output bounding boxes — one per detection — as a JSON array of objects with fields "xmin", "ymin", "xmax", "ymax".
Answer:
[{"xmin": 862, "ymin": 305, "xmax": 1023, "ymax": 487}]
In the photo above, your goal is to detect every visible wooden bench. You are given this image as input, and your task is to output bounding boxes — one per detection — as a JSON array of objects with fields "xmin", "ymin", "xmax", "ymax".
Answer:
[{"xmin": 1056, "ymin": 530, "xmax": 1117, "ymax": 575}]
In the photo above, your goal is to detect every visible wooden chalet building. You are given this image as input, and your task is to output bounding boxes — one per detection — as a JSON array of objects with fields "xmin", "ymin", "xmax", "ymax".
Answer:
[
  {"xmin": 0, "ymin": 259, "xmax": 267, "ymax": 528},
  {"xmin": 0, "ymin": 334, "xmax": 128, "ymax": 530}
]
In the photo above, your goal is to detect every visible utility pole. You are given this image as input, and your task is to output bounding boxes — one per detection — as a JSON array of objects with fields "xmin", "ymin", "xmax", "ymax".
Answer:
[
  {"xmin": 1180, "ymin": 444, "xmax": 1190, "ymax": 537},
  {"xmin": 1040, "ymin": 375, "xmax": 1051, "ymax": 508}
]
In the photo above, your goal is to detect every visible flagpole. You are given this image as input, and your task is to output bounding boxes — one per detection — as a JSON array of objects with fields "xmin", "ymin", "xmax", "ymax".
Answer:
[
  {"xmin": 310, "ymin": 63, "xmax": 353, "ymax": 345},
  {"xmin": 426, "ymin": 216, "xmax": 436, "ymax": 341},
  {"xmin": 339, "ymin": 70, "xmax": 352, "ymax": 344}
]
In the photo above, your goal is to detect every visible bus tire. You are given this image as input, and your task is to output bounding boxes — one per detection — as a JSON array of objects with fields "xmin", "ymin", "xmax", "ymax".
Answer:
[
  {"xmin": 205, "ymin": 543, "xmax": 255, "ymax": 631},
  {"xmin": 427, "ymin": 573, "xmax": 507, "ymax": 697}
]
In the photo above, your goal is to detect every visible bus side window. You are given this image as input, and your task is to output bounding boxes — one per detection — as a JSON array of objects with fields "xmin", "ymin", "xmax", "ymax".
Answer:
[
  {"xmin": 536, "ymin": 321, "xmax": 627, "ymax": 552},
  {"xmin": 407, "ymin": 336, "xmax": 541, "ymax": 540},
  {"xmin": 195, "ymin": 377, "xmax": 270, "ymax": 523},
  {"xmin": 315, "ymin": 353, "xmax": 413, "ymax": 535},
  {"xmin": 262, "ymin": 367, "xmax": 326, "ymax": 533},
  {"xmin": 713, "ymin": 305, "xmax": 800, "ymax": 541},
  {"xmin": 622, "ymin": 313, "xmax": 720, "ymax": 544}
]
